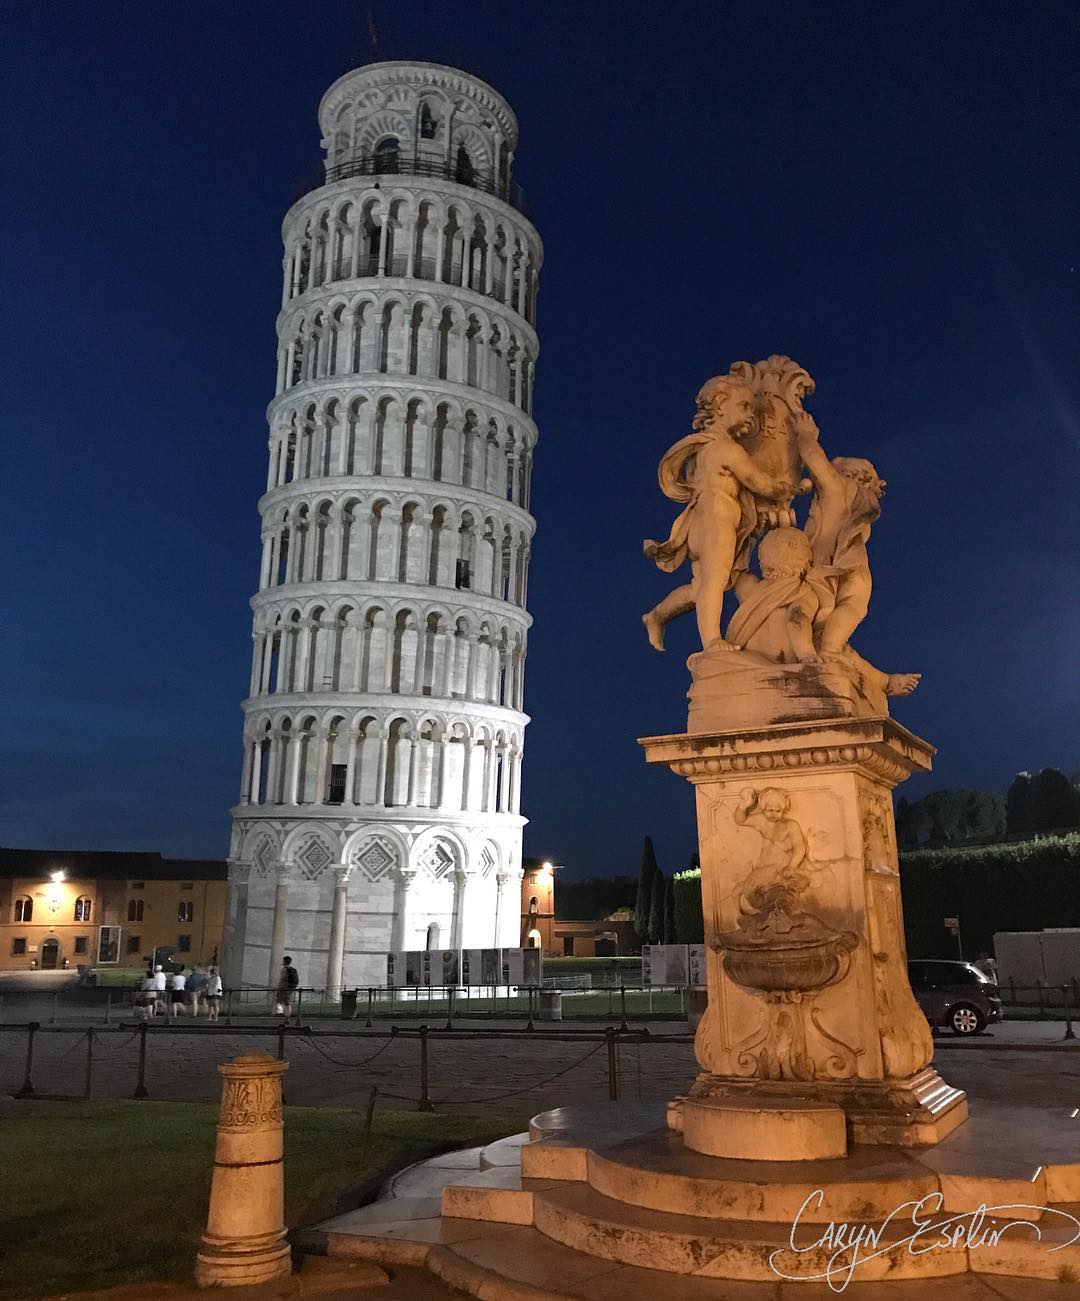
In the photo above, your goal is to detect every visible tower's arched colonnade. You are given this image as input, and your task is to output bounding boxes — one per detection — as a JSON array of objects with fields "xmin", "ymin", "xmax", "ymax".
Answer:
[{"xmin": 224, "ymin": 62, "xmax": 542, "ymax": 997}]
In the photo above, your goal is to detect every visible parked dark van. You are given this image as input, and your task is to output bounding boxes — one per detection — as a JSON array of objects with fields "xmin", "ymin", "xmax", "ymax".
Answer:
[{"xmin": 907, "ymin": 959, "xmax": 1003, "ymax": 1035}]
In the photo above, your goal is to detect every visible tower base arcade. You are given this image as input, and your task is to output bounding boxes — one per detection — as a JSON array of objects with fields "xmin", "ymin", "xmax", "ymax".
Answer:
[{"xmin": 222, "ymin": 812, "xmax": 523, "ymax": 996}]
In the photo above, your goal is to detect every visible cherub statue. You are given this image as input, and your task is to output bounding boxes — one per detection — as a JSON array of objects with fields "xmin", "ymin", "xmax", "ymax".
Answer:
[
  {"xmin": 726, "ymin": 527, "xmax": 829, "ymax": 665},
  {"xmin": 791, "ymin": 411, "xmax": 919, "ymax": 696},
  {"xmin": 732, "ymin": 786, "xmax": 811, "ymax": 910},
  {"xmin": 642, "ymin": 374, "xmax": 797, "ymax": 653}
]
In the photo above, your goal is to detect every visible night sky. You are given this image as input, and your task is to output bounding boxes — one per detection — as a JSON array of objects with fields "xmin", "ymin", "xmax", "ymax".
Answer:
[{"xmin": 4, "ymin": 2, "xmax": 1078, "ymax": 879}]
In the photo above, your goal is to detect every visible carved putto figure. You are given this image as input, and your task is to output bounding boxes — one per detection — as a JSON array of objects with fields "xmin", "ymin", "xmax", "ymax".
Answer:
[
  {"xmin": 642, "ymin": 373, "xmax": 800, "ymax": 653},
  {"xmin": 643, "ymin": 356, "xmax": 919, "ymax": 717}
]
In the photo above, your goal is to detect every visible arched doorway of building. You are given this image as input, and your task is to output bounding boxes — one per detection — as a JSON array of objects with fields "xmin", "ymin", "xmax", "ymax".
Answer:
[
  {"xmin": 40, "ymin": 937, "xmax": 60, "ymax": 969},
  {"xmin": 526, "ymin": 928, "xmax": 541, "ymax": 949},
  {"xmin": 425, "ymin": 922, "xmax": 441, "ymax": 951}
]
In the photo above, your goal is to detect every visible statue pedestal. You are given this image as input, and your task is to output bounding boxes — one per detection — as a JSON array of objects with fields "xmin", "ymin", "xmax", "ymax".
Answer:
[{"xmin": 640, "ymin": 715, "xmax": 967, "ymax": 1150}]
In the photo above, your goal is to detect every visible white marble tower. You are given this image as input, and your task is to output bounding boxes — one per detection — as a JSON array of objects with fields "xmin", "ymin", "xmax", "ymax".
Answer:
[{"xmin": 222, "ymin": 61, "xmax": 541, "ymax": 996}]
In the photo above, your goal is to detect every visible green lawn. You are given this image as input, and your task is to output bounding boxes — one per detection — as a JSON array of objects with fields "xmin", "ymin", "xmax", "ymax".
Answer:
[{"xmin": 0, "ymin": 1099, "xmax": 524, "ymax": 1299}]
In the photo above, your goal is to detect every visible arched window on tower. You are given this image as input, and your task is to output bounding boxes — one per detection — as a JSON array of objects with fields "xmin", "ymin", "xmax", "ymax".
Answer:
[
  {"xmin": 455, "ymin": 144, "xmax": 475, "ymax": 186},
  {"xmin": 374, "ymin": 137, "xmax": 400, "ymax": 174},
  {"xmin": 419, "ymin": 103, "xmax": 437, "ymax": 139}
]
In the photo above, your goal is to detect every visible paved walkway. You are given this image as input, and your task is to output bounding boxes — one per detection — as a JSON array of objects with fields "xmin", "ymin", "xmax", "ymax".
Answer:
[{"xmin": 3, "ymin": 1019, "xmax": 1079, "ymax": 1115}]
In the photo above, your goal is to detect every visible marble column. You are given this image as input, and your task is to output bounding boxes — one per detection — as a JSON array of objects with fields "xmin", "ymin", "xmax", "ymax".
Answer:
[
  {"xmin": 266, "ymin": 864, "xmax": 292, "ymax": 998},
  {"xmin": 221, "ymin": 862, "xmax": 250, "ymax": 989},
  {"xmin": 324, "ymin": 866, "xmax": 351, "ymax": 1002}
]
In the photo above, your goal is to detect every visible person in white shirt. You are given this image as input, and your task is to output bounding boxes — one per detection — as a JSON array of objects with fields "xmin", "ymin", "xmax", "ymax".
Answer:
[
  {"xmin": 205, "ymin": 968, "xmax": 223, "ymax": 1022},
  {"xmin": 152, "ymin": 965, "xmax": 167, "ymax": 1016},
  {"xmin": 138, "ymin": 969, "xmax": 157, "ymax": 1018},
  {"xmin": 169, "ymin": 968, "xmax": 187, "ymax": 1013}
]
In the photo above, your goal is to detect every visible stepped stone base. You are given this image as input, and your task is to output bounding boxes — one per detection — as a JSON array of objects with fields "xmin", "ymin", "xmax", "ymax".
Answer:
[{"xmin": 308, "ymin": 1101, "xmax": 1080, "ymax": 1296}]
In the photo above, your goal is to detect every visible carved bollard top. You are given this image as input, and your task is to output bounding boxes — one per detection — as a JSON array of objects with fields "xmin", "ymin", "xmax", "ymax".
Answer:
[{"xmin": 217, "ymin": 1052, "xmax": 288, "ymax": 1129}]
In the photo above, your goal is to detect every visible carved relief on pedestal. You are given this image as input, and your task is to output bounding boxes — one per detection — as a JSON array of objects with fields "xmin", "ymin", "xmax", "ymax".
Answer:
[
  {"xmin": 859, "ymin": 781, "xmax": 934, "ymax": 1077},
  {"xmin": 698, "ymin": 784, "xmax": 863, "ymax": 1083}
]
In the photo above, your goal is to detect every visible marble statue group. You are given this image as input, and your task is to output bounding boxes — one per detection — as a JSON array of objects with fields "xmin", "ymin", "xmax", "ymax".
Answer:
[{"xmin": 643, "ymin": 356, "xmax": 919, "ymax": 722}]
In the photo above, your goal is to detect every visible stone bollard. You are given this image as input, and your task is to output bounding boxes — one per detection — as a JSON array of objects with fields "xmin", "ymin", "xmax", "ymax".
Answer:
[{"xmin": 196, "ymin": 1052, "xmax": 291, "ymax": 1287}]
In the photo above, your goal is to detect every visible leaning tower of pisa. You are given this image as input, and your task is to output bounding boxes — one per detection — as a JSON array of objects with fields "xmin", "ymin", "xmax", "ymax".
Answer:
[{"xmin": 221, "ymin": 62, "xmax": 541, "ymax": 996}]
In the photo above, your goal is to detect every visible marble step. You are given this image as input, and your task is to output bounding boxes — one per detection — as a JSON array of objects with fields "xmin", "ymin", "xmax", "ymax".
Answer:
[
  {"xmin": 522, "ymin": 1125, "xmax": 942, "ymax": 1224},
  {"xmin": 425, "ymin": 1223, "xmax": 1059, "ymax": 1300},
  {"xmin": 529, "ymin": 1181, "xmax": 970, "ymax": 1281},
  {"xmin": 526, "ymin": 1127, "xmax": 1080, "ymax": 1226}
]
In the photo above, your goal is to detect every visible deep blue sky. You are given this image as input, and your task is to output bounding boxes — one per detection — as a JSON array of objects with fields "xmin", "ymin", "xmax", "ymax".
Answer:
[{"xmin": 3, "ymin": 2, "xmax": 1078, "ymax": 879}]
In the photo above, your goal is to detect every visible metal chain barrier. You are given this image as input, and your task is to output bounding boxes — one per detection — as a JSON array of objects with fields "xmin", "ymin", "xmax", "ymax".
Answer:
[
  {"xmin": 294, "ymin": 1032, "xmax": 398, "ymax": 1071},
  {"xmin": 429, "ymin": 1038, "xmax": 607, "ymax": 1106}
]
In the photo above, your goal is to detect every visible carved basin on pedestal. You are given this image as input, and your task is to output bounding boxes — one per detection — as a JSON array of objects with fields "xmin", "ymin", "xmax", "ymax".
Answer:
[{"xmin": 715, "ymin": 887, "xmax": 858, "ymax": 996}]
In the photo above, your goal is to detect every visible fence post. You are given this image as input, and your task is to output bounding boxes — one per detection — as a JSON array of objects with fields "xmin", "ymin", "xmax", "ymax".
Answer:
[
  {"xmin": 606, "ymin": 1027, "xmax": 619, "ymax": 1102},
  {"xmin": 1063, "ymin": 986, "xmax": 1076, "ymax": 1041},
  {"xmin": 295, "ymin": 988, "xmax": 304, "ymax": 1024},
  {"xmin": 16, "ymin": 1022, "xmax": 37, "ymax": 1097},
  {"xmin": 225, "ymin": 989, "xmax": 234, "ymax": 1026},
  {"xmin": 133, "ymin": 1021, "xmax": 149, "ymax": 1099},
  {"xmin": 619, "ymin": 983, "xmax": 629, "ymax": 1031},
  {"xmin": 277, "ymin": 1023, "xmax": 287, "ymax": 1061},
  {"xmin": 418, "ymin": 1025, "xmax": 434, "ymax": 1111},
  {"xmin": 365, "ymin": 988, "xmax": 374, "ymax": 1028},
  {"xmin": 361, "ymin": 1085, "xmax": 378, "ymax": 1165},
  {"xmin": 84, "ymin": 1027, "xmax": 94, "ymax": 1099},
  {"xmin": 444, "ymin": 986, "xmax": 455, "ymax": 1032}
]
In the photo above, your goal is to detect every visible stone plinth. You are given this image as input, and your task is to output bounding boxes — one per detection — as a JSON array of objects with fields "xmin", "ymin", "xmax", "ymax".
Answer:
[
  {"xmin": 196, "ymin": 1052, "xmax": 291, "ymax": 1288},
  {"xmin": 640, "ymin": 715, "xmax": 967, "ymax": 1147},
  {"xmin": 682, "ymin": 1095, "xmax": 846, "ymax": 1160}
]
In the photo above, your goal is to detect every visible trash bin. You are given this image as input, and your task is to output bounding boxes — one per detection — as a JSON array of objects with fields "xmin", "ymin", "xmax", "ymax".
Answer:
[
  {"xmin": 538, "ymin": 990, "xmax": 563, "ymax": 1022},
  {"xmin": 340, "ymin": 988, "xmax": 358, "ymax": 1020}
]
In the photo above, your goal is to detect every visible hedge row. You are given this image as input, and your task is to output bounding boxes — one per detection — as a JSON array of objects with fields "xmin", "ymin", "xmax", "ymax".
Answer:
[{"xmin": 669, "ymin": 835, "xmax": 1080, "ymax": 955}]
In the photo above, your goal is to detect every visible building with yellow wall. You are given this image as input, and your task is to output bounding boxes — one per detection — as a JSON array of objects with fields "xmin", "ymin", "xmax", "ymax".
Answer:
[{"xmin": 0, "ymin": 848, "xmax": 226, "ymax": 972}]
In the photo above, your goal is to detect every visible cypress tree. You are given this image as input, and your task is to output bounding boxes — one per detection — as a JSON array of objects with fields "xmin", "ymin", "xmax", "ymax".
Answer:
[
  {"xmin": 648, "ymin": 868, "xmax": 665, "ymax": 944},
  {"xmin": 1006, "ymin": 772, "xmax": 1032, "ymax": 834},
  {"xmin": 1030, "ymin": 768, "xmax": 1080, "ymax": 831},
  {"xmin": 634, "ymin": 837, "xmax": 659, "ymax": 939},
  {"xmin": 663, "ymin": 877, "xmax": 676, "ymax": 944}
]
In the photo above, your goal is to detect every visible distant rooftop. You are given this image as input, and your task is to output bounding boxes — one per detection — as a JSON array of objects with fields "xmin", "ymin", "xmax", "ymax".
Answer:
[{"xmin": 0, "ymin": 847, "xmax": 227, "ymax": 882}]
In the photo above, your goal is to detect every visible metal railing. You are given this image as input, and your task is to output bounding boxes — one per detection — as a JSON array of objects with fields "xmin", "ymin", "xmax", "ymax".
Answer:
[
  {"xmin": 0, "ymin": 982, "xmax": 690, "ymax": 1026},
  {"xmin": 1, "ymin": 1019, "xmax": 690, "ymax": 1110},
  {"xmin": 306, "ymin": 154, "xmax": 531, "ymax": 219}
]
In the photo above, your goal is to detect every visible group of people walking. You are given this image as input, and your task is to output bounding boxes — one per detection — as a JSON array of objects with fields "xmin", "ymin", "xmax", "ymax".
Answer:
[
  {"xmin": 136, "ymin": 963, "xmax": 223, "ymax": 1019},
  {"xmin": 133, "ymin": 956, "xmax": 301, "ymax": 1022}
]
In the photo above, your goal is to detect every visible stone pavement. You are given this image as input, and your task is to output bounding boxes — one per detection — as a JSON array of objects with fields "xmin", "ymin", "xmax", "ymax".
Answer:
[
  {"xmin": 47, "ymin": 1255, "xmax": 457, "ymax": 1299},
  {"xmin": 3, "ymin": 1020, "xmax": 1080, "ymax": 1114}
]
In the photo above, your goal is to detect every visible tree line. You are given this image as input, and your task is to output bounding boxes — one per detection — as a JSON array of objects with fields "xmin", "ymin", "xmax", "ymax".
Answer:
[{"xmin": 896, "ymin": 768, "xmax": 1079, "ymax": 848}]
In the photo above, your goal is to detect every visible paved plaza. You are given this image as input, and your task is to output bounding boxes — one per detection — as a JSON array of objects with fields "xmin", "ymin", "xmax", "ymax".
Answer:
[{"xmin": 2, "ymin": 1017, "xmax": 1078, "ymax": 1116}]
